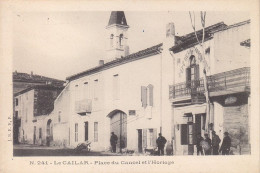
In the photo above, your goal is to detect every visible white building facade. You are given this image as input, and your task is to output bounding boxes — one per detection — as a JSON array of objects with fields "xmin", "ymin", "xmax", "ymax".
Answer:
[{"xmin": 169, "ymin": 20, "xmax": 250, "ymax": 155}]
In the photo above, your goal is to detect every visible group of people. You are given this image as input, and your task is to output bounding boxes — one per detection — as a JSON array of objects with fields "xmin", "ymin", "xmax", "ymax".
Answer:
[
  {"xmin": 196, "ymin": 131, "xmax": 231, "ymax": 155},
  {"xmin": 110, "ymin": 132, "xmax": 168, "ymax": 155},
  {"xmin": 110, "ymin": 131, "xmax": 231, "ymax": 156}
]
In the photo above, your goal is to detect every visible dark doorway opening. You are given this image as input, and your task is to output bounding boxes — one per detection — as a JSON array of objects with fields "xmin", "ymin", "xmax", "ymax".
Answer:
[
  {"xmin": 33, "ymin": 126, "xmax": 36, "ymax": 145},
  {"xmin": 85, "ymin": 121, "xmax": 89, "ymax": 141},
  {"xmin": 138, "ymin": 129, "xmax": 143, "ymax": 153}
]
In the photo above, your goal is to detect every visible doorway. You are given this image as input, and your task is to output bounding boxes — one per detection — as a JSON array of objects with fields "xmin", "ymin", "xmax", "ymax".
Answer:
[
  {"xmin": 33, "ymin": 126, "xmax": 36, "ymax": 145},
  {"xmin": 110, "ymin": 110, "xmax": 127, "ymax": 152},
  {"xmin": 85, "ymin": 122, "xmax": 89, "ymax": 141},
  {"xmin": 137, "ymin": 129, "xmax": 142, "ymax": 153}
]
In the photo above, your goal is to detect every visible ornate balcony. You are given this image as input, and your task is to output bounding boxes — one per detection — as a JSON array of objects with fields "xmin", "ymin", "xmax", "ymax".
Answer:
[
  {"xmin": 75, "ymin": 99, "xmax": 92, "ymax": 115},
  {"xmin": 169, "ymin": 67, "xmax": 250, "ymax": 102}
]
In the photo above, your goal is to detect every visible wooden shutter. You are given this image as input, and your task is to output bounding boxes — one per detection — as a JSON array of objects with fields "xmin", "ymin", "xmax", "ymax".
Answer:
[
  {"xmin": 186, "ymin": 67, "xmax": 191, "ymax": 88},
  {"xmin": 195, "ymin": 64, "xmax": 200, "ymax": 87},
  {"xmin": 152, "ymin": 128, "xmax": 157, "ymax": 148},
  {"xmin": 180, "ymin": 124, "xmax": 188, "ymax": 145},
  {"xmin": 192, "ymin": 124, "xmax": 197, "ymax": 145},
  {"xmin": 148, "ymin": 84, "xmax": 154, "ymax": 106},
  {"xmin": 141, "ymin": 86, "xmax": 147, "ymax": 108},
  {"xmin": 143, "ymin": 129, "xmax": 147, "ymax": 148}
]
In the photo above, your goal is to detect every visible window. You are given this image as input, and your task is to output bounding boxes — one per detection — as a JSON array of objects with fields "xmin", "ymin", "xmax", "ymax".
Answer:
[
  {"xmin": 94, "ymin": 122, "xmax": 98, "ymax": 142},
  {"xmin": 119, "ymin": 34, "xmax": 123, "ymax": 47},
  {"xmin": 15, "ymin": 111, "xmax": 18, "ymax": 118},
  {"xmin": 148, "ymin": 129, "xmax": 154, "ymax": 146},
  {"xmin": 75, "ymin": 123, "xmax": 78, "ymax": 142},
  {"xmin": 147, "ymin": 84, "xmax": 154, "ymax": 106},
  {"xmin": 141, "ymin": 86, "xmax": 147, "ymax": 108},
  {"xmin": 84, "ymin": 82, "xmax": 89, "ymax": 99},
  {"xmin": 58, "ymin": 111, "xmax": 61, "ymax": 123},
  {"xmin": 25, "ymin": 108, "xmax": 28, "ymax": 122},
  {"xmin": 141, "ymin": 84, "xmax": 154, "ymax": 108},
  {"xmin": 15, "ymin": 98, "xmax": 18, "ymax": 106},
  {"xmin": 113, "ymin": 74, "xmax": 120, "ymax": 100},
  {"xmin": 94, "ymin": 79, "xmax": 99, "ymax": 100},
  {"xmin": 39, "ymin": 128, "xmax": 42, "ymax": 139},
  {"xmin": 75, "ymin": 85, "xmax": 79, "ymax": 101},
  {"xmin": 110, "ymin": 34, "xmax": 114, "ymax": 48},
  {"xmin": 186, "ymin": 56, "xmax": 199, "ymax": 88}
]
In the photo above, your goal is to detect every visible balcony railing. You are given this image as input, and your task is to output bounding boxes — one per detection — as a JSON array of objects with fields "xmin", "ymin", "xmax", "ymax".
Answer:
[
  {"xmin": 75, "ymin": 99, "xmax": 92, "ymax": 115},
  {"xmin": 169, "ymin": 67, "xmax": 250, "ymax": 100}
]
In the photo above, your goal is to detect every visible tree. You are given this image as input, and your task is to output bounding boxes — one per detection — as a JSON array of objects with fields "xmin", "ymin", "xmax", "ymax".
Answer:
[{"xmin": 189, "ymin": 11, "xmax": 211, "ymax": 133}]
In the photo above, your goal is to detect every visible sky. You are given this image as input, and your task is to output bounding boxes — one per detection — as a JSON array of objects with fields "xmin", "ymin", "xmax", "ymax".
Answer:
[{"xmin": 13, "ymin": 11, "xmax": 250, "ymax": 80}]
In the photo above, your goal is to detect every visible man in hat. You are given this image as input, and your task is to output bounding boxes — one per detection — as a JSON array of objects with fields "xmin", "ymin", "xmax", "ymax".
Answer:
[
  {"xmin": 212, "ymin": 131, "xmax": 221, "ymax": 155},
  {"xmin": 110, "ymin": 132, "xmax": 118, "ymax": 153},
  {"xmin": 219, "ymin": 132, "xmax": 231, "ymax": 155},
  {"xmin": 203, "ymin": 133, "xmax": 212, "ymax": 155},
  {"xmin": 196, "ymin": 134, "xmax": 204, "ymax": 155},
  {"xmin": 156, "ymin": 133, "xmax": 167, "ymax": 156}
]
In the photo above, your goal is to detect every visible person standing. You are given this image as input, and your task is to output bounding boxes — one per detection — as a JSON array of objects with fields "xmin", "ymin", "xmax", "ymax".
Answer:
[
  {"xmin": 219, "ymin": 132, "xmax": 231, "ymax": 155},
  {"xmin": 203, "ymin": 133, "xmax": 212, "ymax": 155},
  {"xmin": 156, "ymin": 133, "xmax": 167, "ymax": 156},
  {"xmin": 110, "ymin": 132, "xmax": 118, "ymax": 153},
  {"xmin": 212, "ymin": 131, "xmax": 221, "ymax": 155},
  {"xmin": 196, "ymin": 134, "xmax": 204, "ymax": 155}
]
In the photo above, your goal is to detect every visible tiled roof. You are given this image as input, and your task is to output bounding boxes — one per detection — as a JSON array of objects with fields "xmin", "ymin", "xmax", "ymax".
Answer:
[
  {"xmin": 170, "ymin": 22, "xmax": 227, "ymax": 53},
  {"xmin": 66, "ymin": 20, "xmax": 250, "ymax": 82},
  {"xmin": 14, "ymin": 84, "xmax": 64, "ymax": 97},
  {"xmin": 13, "ymin": 72, "xmax": 65, "ymax": 86},
  {"xmin": 66, "ymin": 43, "xmax": 163, "ymax": 81},
  {"xmin": 170, "ymin": 20, "xmax": 250, "ymax": 53},
  {"xmin": 107, "ymin": 11, "xmax": 128, "ymax": 27}
]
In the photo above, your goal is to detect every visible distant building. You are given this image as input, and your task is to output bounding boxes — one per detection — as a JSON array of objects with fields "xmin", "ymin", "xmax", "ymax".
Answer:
[
  {"xmin": 13, "ymin": 71, "xmax": 65, "ymax": 94},
  {"xmin": 14, "ymin": 85, "xmax": 64, "ymax": 145},
  {"xmin": 13, "ymin": 71, "xmax": 65, "ymax": 144}
]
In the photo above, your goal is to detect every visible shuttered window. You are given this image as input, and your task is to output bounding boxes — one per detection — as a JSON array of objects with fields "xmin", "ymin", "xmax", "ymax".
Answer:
[
  {"xmin": 141, "ymin": 86, "xmax": 147, "ymax": 108},
  {"xmin": 113, "ymin": 74, "xmax": 120, "ymax": 100},
  {"xmin": 147, "ymin": 84, "xmax": 154, "ymax": 106},
  {"xmin": 94, "ymin": 80, "xmax": 99, "ymax": 100},
  {"xmin": 152, "ymin": 128, "xmax": 157, "ymax": 148}
]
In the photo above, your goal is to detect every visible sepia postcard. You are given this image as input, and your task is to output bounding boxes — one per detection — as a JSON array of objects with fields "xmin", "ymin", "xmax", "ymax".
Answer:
[{"xmin": 0, "ymin": 0, "xmax": 259, "ymax": 173}]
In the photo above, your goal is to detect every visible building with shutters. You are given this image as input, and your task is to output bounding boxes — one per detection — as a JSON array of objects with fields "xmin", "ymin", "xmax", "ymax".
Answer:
[
  {"xmin": 169, "ymin": 20, "xmax": 251, "ymax": 155},
  {"xmin": 47, "ymin": 11, "xmax": 250, "ymax": 155},
  {"xmin": 49, "ymin": 11, "xmax": 175, "ymax": 152}
]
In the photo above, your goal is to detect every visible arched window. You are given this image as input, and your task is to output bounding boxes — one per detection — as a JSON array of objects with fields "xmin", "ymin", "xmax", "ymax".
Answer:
[
  {"xmin": 110, "ymin": 34, "xmax": 114, "ymax": 48},
  {"xmin": 119, "ymin": 34, "xmax": 123, "ymax": 48},
  {"xmin": 186, "ymin": 55, "xmax": 200, "ymax": 88}
]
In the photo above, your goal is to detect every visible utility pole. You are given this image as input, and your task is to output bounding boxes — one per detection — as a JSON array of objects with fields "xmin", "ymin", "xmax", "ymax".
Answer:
[{"xmin": 189, "ymin": 11, "xmax": 211, "ymax": 133}]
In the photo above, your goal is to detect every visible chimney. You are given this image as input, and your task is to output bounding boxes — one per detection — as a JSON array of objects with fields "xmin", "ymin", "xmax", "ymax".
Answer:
[
  {"xmin": 124, "ymin": 45, "xmax": 129, "ymax": 57},
  {"xmin": 15, "ymin": 70, "xmax": 17, "ymax": 75},
  {"xmin": 30, "ymin": 71, "xmax": 33, "ymax": 77},
  {"xmin": 99, "ymin": 60, "xmax": 104, "ymax": 66},
  {"xmin": 164, "ymin": 23, "xmax": 176, "ymax": 48}
]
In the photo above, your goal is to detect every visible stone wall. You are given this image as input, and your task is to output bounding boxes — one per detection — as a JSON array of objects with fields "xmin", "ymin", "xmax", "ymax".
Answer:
[{"xmin": 223, "ymin": 104, "xmax": 250, "ymax": 154}]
